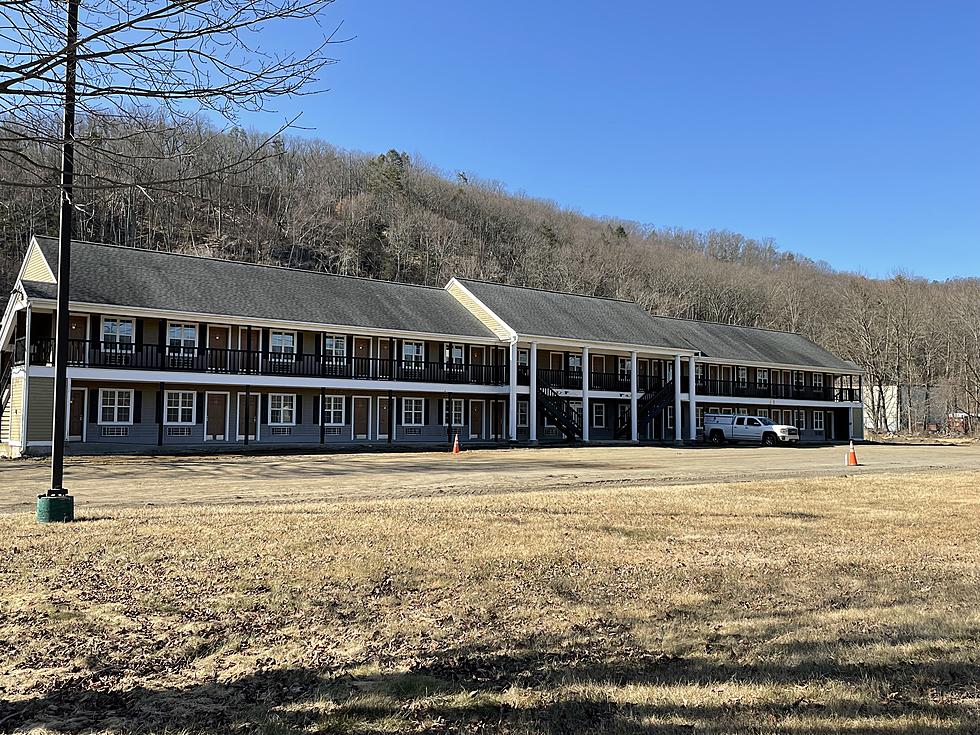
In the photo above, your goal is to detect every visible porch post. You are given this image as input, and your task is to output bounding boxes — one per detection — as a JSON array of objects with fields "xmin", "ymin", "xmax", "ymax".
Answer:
[
  {"xmin": 688, "ymin": 355, "xmax": 697, "ymax": 442},
  {"xmin": 629, "ymin": 350, "xmax": 638, "ymax": 443},
  {"xmin": 21, "ymin": 303, "xmax": 31, "ymax": 450},
  {"xmin": 529, "ymin": 341, "xmax": 538, "ymax": 443},
  {"xmin": 673, "ymin": 354, "xmax": 682, "ymax": 444},
  {"xmin": 582, "ymin": 345, "xmax": 590, "ymax": 443},
  {"xmin": 508, "ymin": 339, "xmax": 518, "ymax": 441}
]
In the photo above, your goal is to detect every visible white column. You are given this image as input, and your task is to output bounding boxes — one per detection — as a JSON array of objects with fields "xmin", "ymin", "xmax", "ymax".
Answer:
[
  {"xmin": 581, "ymin": 345, "xmax": 590, "ymax": 443},
  {"xmin": 529, "ymin": 342, "xmax": 538, "ymax": 443},
  {"xmin": 629, "ymin": 350, "xmax": 638, "ymax": 443},
  {"xmin": 673, "ymin": 353, "xmax": 682, "ymax": 444},
  {"xmin": 508, "ymin": 339, "xmax": 518, "ymax": 441},
  {"xmin": 21, "ymin": 303, "xmax": 32, "ymax": 448},
  {"xmin": 688, "ymin": 355, "xmax": 697, "ymax": 442}
]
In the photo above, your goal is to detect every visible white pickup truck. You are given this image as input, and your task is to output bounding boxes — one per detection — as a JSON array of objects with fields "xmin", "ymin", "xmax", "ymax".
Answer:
[{"xmin": 703, "ymin": 413, "xmax": 799, "ymax": 446}]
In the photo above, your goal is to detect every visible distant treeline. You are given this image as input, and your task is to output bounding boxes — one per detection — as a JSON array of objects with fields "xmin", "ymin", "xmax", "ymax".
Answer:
[{"xmin": 1, "ymin": 117, "xmax": 977, "ymax": 432}]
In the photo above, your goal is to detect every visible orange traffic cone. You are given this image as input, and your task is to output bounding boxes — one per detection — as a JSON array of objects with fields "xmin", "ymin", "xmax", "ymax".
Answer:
[
  {"xmin": 846, "ymin": 441, "xmax": 859, "ymax": 467},
  {"xmin": 452, "ymin": 433, "xmax": 460, "ymax": 455}
]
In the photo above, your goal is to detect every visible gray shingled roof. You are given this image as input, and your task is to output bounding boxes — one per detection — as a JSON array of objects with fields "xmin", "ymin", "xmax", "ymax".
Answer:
[
  {"xmin": 29, "ymin": 237, "xmax": 498, "ymax": 339},
  {"xmin": 457, "ymin": 278, "xmax": 859, "ymax": 371}
]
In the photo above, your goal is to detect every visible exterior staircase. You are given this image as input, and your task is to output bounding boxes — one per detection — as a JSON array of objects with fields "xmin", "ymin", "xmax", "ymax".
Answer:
[
  {"xmin": 536, "ymin": 377, "xmax": 583, "ymax": 441},
  {"xmin": 0, "ymin": 361, "xmax": 12, "ymax": 446},
  {"xmin": 614, "ymin": 379, "xmax": 675, "ymax": 439}
]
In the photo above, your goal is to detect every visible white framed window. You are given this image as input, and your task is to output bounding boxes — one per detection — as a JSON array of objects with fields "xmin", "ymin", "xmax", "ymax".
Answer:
[
  {"xmin": 795, "ymin": 410, "xmax": 806, "ymax": 430},
  {"xmin": 322, "ymin": 395, "xmax": 345, "ymax": 425},
  {"xmin": 757, "ymin": 369, "xmax": 770, "ymax": 387},
  {"xmin": 813, "ymin": 411, "xmax": 825, "ymax": 432},
  {"xmin": 758, "ymin": 408, "xmax": 769, "ymax": 419},
  {"xmin": 737, "ymin": 366, "xmax": 748, "ymax": 386},
  {"xmin": 695, "ymin": 362, "xmax": 704, "ymax": 381},
  {"xmin": 99, "ymin": 388, "xmax": 133, "ymax": 425},
  {"xmin": 444, "ymin": 343, "xmax": 464, "ymax": 366},
  {"xmin": 568, "ymin": 354, "xmax": 582, "ymax": 373},
  {"xmin": 323, "ymin": 335, "xmax": 347, "ymax": 359},
  {"xmin": 102, "ymin": 317, "xmax": 134, "ymax": 351},
  {"xmin": 617, "ymin": 404, "xmax": 629, "ymax": 425},
  {"xmin": 518, "ymin": 400, "xmax": 529, "ymax": 428},
  {"xmin": 518, "ymin": 349, "xmax": 529, "ymax": 367},
  {"xmin": 721, "ymin": 407, "xmax": 733, "ymax": 415},
  {"xmin": 442, "ymin": 398, "xmax": 464, "ymax": 425},
  {"xmin": 167, "ymin": 322, "xmax": 197, "ymax": 355},
  {"xmin": 165, "ymin": 390, "xmax": 195, "ymax": 425},
  {"xmin": 696, "ymin": 406, "xmax": 704, "ymax": 429},
  {"xmin": 666, "ymin": 406, "xmax": 674, "ymax": 428},
  {"xmin": 269, "ymin": 393, "xmax": 296, "ymax": 425},
  {"xmin": 593, "ymin": 403, "xmax": 606, "ymax": 428},
  {"xmin": 402, "ymin": 397, "xmax": 424, "ymax": 426},
  {"xmin": 794, "ymin": 371, "xmax": 805, "ymax": 388},
  {"xmin": 403, "ymin": 342, "xmax": 425, "ymax": 364},
  {"xmin": 270, "ymin": 330, "xmax": 296, "ymax": 357},
  {"xmin": 814, "ymin": 373, "xmax": 825, "ymax": 389}
]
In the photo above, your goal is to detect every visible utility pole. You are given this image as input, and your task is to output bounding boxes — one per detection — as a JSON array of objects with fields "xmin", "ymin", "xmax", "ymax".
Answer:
[{"xmin": 37, "ymin": 0, "xmax": 78, "ymax": 523}]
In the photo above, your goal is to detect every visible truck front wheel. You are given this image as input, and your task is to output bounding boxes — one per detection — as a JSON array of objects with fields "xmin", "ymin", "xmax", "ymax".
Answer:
[{"xmin": 762, "ymin": 433, "xmax": 777, "ymax": 447}]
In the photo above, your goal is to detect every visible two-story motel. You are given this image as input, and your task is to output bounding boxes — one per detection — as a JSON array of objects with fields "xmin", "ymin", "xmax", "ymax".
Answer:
[{"xmin": 1, "ymin": 237, "xmax": 864, "ymax": 456}]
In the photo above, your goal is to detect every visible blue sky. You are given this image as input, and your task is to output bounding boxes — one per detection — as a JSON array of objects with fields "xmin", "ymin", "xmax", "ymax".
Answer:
[{"xmin": 245, "ymin": 1, "xmax": 979, "ymax": 280}]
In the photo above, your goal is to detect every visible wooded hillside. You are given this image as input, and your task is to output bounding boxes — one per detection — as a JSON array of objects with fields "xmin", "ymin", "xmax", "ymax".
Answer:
[{"xmin": 2, "ymin": 119, "xmax": 977, "ymax": 432}]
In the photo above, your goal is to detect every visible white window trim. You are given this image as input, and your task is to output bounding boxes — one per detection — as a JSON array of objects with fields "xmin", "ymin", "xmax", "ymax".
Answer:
[
  {"xmin": 98, "ymin": 388, "xmax": 134, "ymax": 425},
  {"xmin": 164, "ymin": 389, "xmax": 196, "ymax": 426},
  {"xmin": 101, "ymin": 316, "xmax": 135, "ymax": 352},
  {"xmin": 237, "ymin": 328, "xmax": 263, "ymax": 352},
  {"xmin": 814, "ymin": 373, "xmax": 825, "ymax": 388},
  {"xmin": 269, "ymin": 330, "xmax": 297, "ymax": 358},
  {"xmin": 268, "ymin": 392, "xmax": 297, "ymax": 426},
  {"xmin": 402, "ymin": 397, "xmax": 425, "ymax": 426},
  {"xmin": 757, "ymin": 369, "xmax": 770, "ymax": 386},
  {"xmin": 518, "ymin": 349, "xmax": 529, "ymax": 367},
  {"xmin": 813, "ymin": 411, "xmax": 825, "ymax": 432},
  {"xmin": 445, "ymin": 343, "xmax": 465, "ymax": 366},
  {"xmin": 323, "ymin": 334, "xmax": 348, "ymax": 359},
  {"xmin": 517, "ymin": 400, "xmax": 529, "ymax": 428},
  {"xmin": 593, "ymin": 403, "xmax": 606, "ymax": 428},
  {"xmin": 167, "ymin": 321, "xmax": 199, "ymax": 349},
  {"xmin": 403, "ymin": 341, "xmax": 425, "ymax": 364},
  {"xmin": 441, "ymin": 398, "xmax": 464, "ymax": 426},
  {"xmin": 322, "ymin": 394, "xmax": 346, "ymax": 426},
  {"xmin": 696, "ymin": 406, "xmax": 704, "ymax": 429}
]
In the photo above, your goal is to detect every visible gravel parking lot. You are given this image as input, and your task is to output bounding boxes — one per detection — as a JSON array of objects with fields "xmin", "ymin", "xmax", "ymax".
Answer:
[{"xmin": 3, "ymin": 442, "xmax": 979, "ymax": 514}]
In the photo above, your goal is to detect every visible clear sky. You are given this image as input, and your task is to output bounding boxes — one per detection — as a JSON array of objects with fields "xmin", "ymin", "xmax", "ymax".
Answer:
[{"xmin": 245, "ymin": 0, "xmax": 979, "ymax": 281}]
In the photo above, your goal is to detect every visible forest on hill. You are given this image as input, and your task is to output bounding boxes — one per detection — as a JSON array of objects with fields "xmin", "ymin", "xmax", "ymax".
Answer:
[{"xmin": 1, "ymin": 118, "xmax": 977, "ymax": 433}]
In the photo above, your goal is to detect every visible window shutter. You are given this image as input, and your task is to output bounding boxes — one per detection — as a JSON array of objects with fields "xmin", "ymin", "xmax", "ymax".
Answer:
[
  {"xmin": 314, "ymin": 394, "xmax": 320, "ymax": 419},
  {"xmin": 135, "ymin": 320, "xmax": 144, "ymax": 348},
  {"xmin": 156, "ymin": 390, "xmax": 162, "ymax": 424},
  {"xmin": 134, "ymin": 390, "xmax": 142, "ymax": 423},
  {"xmin": 158, "ymin": 320, "xmax": 166, "ymax": 354},
  {"xmin": 423, "ymin": 398, "xmax": 430, "ymax": 425},
  {"xmin": 196, "ymin": 392, "xmax": 205, "ymax": 424},
  {"xmin": 439, "ymin": 398, "xmax": 445, "ymax": 425},
  {"xmin": 347, "ymin": 395, "xmax": 354, "ymax": 424},
  {"xmin": 295, "ymin": 394, "xmax": 303, "ymax": 424},
  {"xmin": 393, "ymin": 396, "xmax": 400, "ymax": 426},
  {"xmin": 261, "ymin": 394, "xmax": 269, "ymax": 423},
  {"xmin": 89, "ymin": 388, "xmax": 98, "ymax": 419},
  {"xmin": 262, "ymin": 329, "xmax": 271, "ymax": 355},
  {"xmin": 89, "ymin": 315, "xmax": 101, "ymax": 342},
  {"xmin": 314, "ymin": 334, "xmax": 322, "ymax": 359}
]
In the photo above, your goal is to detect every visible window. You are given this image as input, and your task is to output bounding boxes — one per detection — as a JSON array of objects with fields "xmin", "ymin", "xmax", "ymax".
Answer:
[
  {"xmin": 618, "ymin": 357, "xmax": 631, "ymax": 378},
  {"xmin": 593, "ymin": 403, "xmax": 606, "ymax": 428},
  {"xmin": 695, "ymin": 363, "xmax": 704, "ymax": 382},
  {"xmin": 813, "ymin": 411, "xmax": 825, "ymax": 432},
  {"xmin": 794, "ymin": 371, "xmax": 804, "ymax": 389},
  {"xmin": 759, "ymin": 408, "xmax": 769, "ymax": 419},
  {"xmin": 269, "ymin": 393, "xmax": 296, "ymax": 425},
  {"xmin": 795, "ymin": 410, "xmax": 806, "ymax": 430},
  {"xmin": 721, "ymin": 407, "xmax": 733, "ymax": 415},
  {"xmin": 617, "ymin": 404, "xmax": 629, "ymax": 424},
  {"xmin": 813, "ymin": 373, "xmax": 824, "ymax": 388},
  {"xmin": 696, "ymin": 406, "xmax": 704, "ymax": 429},
  {"xmin": 570, "ymin": 401, "xmax": 583, "ymax": 425},
  {"xmin": 757, "ymin": 369, "xmax": 770, "ymax": 388},
  {"xmin": 445, "ymin": 344, "xmax": 465, "ymax": 366},
  {"xmin": 735, "ymin": 417, "xmax": 746, "ymax": 426},
  {"xmin": 102, "ymin": 318, "xmax": 134, "ymax": 351},
  {"xmin": 568, "ymin": 354, "xmax": 582, "ymax": 373},
  {"xmin": 168, "ymin": 323, "xmax": 197, "ymax": 355},
  {"xmin": 167, "ymin": 426, "xmax": 192, "ymax": 437},
  {"xmin": 402, "ymin": 397, "xmax": 424, "ymax": 426},
  {"xmin": 403, "ymin": 342, "xmax": 425, "ymax": 364},
  {"xmin": 737, "ymin": 366, "xmax": 748, "ymax": 387},
  {"xmin": 165, "ymin": 390, "xmax": 195, "ymax": 424},
  {"xmin": 518, "ymin": 350, "xmax": 529, "ymax": 367},
  {"xmin": 270, "ymin": 331, "xmax": 296, "ymax": 357},
  {"xmin": 442, "ymin": 398, "xmax": 464, "ymax": 426},
  {"xmin": 99, "ymin": 388, "xmax": 133, "ymax": 424},
  {"xmin": 748, "ymin": 418, "xmax": 761, "ymax": 427},
  {"xmin": 322, "ymin": 395, "xmax": 345, "ymax": 425},
  {"xmin": 518, "ymin": 400, "xmax": 529, "ymax": 428},
  {"xmin": 666, "ymin": 406, "xmax": 674, "ymax": 428},
  {"xmin": 323, "ymin": 335, "xmax": 347, "ymax": 359}
]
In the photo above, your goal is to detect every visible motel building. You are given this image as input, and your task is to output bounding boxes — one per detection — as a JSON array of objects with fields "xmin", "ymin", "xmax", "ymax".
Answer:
[{"xmin": 1, "ymin": 237, "xmax": 865, "ymax": 457}]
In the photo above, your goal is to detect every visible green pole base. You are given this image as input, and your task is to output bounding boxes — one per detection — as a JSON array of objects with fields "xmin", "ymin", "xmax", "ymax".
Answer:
[{"xmin": 37, "ymin": 494, "xmax": 74, "ymax": 523}]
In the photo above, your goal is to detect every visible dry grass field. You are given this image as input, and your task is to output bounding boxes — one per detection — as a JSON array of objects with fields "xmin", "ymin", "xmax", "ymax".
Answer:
[{"xmin": 1, "ymin": 470, "xmax": 978, "ymax": 733}]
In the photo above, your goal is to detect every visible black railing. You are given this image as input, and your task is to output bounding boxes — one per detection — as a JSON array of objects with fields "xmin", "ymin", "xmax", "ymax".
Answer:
[
  {"xmin": 696, "ymin": 379, "xmax": 858, "ymax": 402},
  {"xmin": 22, "ymin": 338, "xmax": 508, "ymax": 385},
  {"xmin": 537, "ymin": 368, "xmax": 582, "ymax": 390}
]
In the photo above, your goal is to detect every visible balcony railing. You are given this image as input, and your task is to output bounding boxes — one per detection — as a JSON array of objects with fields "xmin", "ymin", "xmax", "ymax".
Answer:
[
  {"xmin": 696, "ymin": 379, "xmax": 859, "ymax": 402},
  {"xmin": 20, "ymin": 338, "xmax": 508, "ymax": 385}
]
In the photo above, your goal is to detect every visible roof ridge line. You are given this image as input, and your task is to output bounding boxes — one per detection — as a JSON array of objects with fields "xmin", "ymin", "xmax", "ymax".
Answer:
[
  {"xmin": 457, "ymin": 277, "xmax": 635, "ymax": 304},
  {"xmin": 646, "ymin": 312, "xmax": 817, "ymax": 338}
]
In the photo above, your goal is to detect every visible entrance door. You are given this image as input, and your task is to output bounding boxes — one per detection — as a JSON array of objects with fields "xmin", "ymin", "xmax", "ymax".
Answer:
[
  {"xmin": 237, "ymin": 394, "xmax": 258, "ymax": 440},
  {"xmin": 354, "ymin": 338, "xmax": 372, "ymax": 378},
  {"xmin": 491, "ymin": 400, "xmax": 505, "ymax": 440},
  {"xmin": 206, "ymin": 392, "xmax": 227, "ymax": 441},
  {"xmin": 469, "ymin": 400, "xmax": 484, "ymax": 440},
  {"xmin": 68, "ymin": 315, "xmax": 87, "ymax": 363},
  {"xmin": 68, "ymin": 388, "xmax": 85, "ymax": 440},
  {"xmin": 378, "ymin": 339, "xmax": 392, "ymax": 378},
  {"xmin": 208, "ymin": 327, "xmax": 230, "ymax": 373},
  {"xmin": 471, "ymin": 346, "xmax": 485, "ymax": 366},
  {"xmin": 378, "ymin": 397, "xmax": 390, "ymax": 438},
  {"xmin": 353, "ymin": 396, "xmax": 370, "ymax": 439}
]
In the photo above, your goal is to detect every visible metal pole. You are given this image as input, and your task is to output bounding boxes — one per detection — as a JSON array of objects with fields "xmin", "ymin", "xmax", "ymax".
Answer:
[{"xmin": 48, "ymin": 0, "xmax": 79, "ymax": 495}]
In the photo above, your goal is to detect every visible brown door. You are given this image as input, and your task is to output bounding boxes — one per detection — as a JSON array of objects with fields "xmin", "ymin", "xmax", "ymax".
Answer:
[
  {"xmin": 378, "ymin": 339, "xmax": 391, "ymax": 378},
  {"xmin": 353, "ymin": 397, "xmax": 369, "ymax": 439},
  {"xmin": 471, "ymin": 346, "xmax": 485, "ymax": 365},
  {"xmin": 68, "ymin": 388, "xmax": 85, "ymax": 440},
  {"xmin": 208, "ymin": 327, "xmax": 229, "ymax": 372},
  {"xmin": 470, "ymin": 400, "xmax": 484, "ymax": 439},
  {"xmin": 238, "ymin": 394, "xmax": 258, "ymax": 439},
  {"xmin": 378, "ymin": 397, "xmax": 390, "ymax": 437},
  {"xmin": 354, "ymin": 338, "xmax": 371, "ymax": 378},
  {"xmin": 492, "ymin": 401, "xmax": 504, "ymax": 439},
  {"xmin": 207, "ymin": 393, "xmax": 227, "ymax": 440},
  {"xmin": 68, "ymin": 316, "xmax": 87, "ymax": 363}
]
